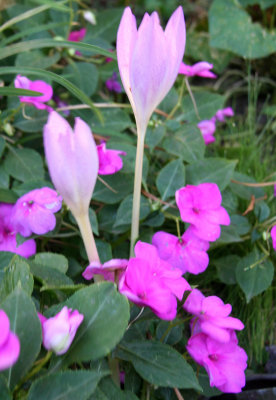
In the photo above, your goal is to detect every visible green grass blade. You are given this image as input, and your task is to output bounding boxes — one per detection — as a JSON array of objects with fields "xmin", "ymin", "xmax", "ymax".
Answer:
[
  {"xmin": 0, "ymin": 87, "xmax": 43, "ymax": 96},
  {"xmin": 0, "ymin": 67, "xmax": 103, "ymax": 122}
]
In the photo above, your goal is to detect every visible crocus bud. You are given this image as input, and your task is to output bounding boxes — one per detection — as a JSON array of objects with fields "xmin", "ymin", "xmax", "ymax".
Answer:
[
  {"xmin": 0, "ymin": 310, "xmax": 20, "ymax": 370},
  {"xmin": 43, "ymin": 111, "xmax": 99, "ymax": 218},
  {"xmin": 40, "ymin": 306, "xmax": 84, "ymax": 355},
  {"xmin": 117, "ymin": 6, "xmax": 186, "ymax": 136}
]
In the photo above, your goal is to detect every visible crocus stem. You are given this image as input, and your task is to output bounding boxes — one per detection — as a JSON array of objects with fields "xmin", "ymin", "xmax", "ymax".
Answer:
[
  {"xmin": 75, "ymin": 212, "xmax": 103, "ymax": 282},
  {"xmin": 185, "ymin": 77, "xmax": 200, "ymax": 120},
  {"xmin": 130, "ymin": 128, "xmax": 146, "ymax": 257},
  {"xmin": 108, "ymin": 354, "xmax": 120, "ymax": 387}
]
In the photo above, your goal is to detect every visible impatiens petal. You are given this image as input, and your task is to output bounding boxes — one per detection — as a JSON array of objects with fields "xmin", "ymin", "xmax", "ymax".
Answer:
[
  {"xmin": 189, "ymin": 219, "xmax": 221, "ymax": 242},
  {"xmin": 271, "ymin": 225, "xmax": 276, "ymax": 250},
  {"xmin": 29, "ymin": 80, "xmax": 53, "ymax": 102},
  {"xmin": 97, "ymin": 143, "xmax": 126, "ymax": 175},
  {"xmin": 0, "ymin": 310, "xmax": 10, "ymax": 347},
  {"xmin": 0, "ymin": 331, "xmax": 20, "ymax": 371}
]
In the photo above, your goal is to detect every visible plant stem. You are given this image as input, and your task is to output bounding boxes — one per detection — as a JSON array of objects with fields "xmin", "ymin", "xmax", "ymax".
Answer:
[
  {"xmin": 185, "ymin": 77, "xmax": 200, "ymax": 120},
  {"xmin": 130, "ymin": 129, "xmax": 146, "ymax": 257},
  {"xmin": 108, "ymin": 354, "xmax": 120, "ymax": 387}
]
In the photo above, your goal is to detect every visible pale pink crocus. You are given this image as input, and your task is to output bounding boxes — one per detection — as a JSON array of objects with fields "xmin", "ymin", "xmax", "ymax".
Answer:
[
  {"xmin": 184, "ymin": 289, "xmax": 244, "ymax": 343},
  {"xmin": 0, "ymin": 310, "xmax": 20, "ymax": 371},
  {"xmin": 214, "ymin": 107, "xmax": 234, "ymax": 122},
  {"xmin": 197, "ymin": 119, "xmax": 216, "ymax": 145},
  {"xmin": 187, "ymin": 332, "xmax": 247, "ymax": 393},
  {"xmin": 12, "ymin": 188, "xmax": 62, "ymax": 237},
  {"xmin": 179, "ymin": 61, "xmax": 217, "ymax": 79},
  {"xmin": 97, "ymin": 142, "xmax": 126, "ymax": 175},
  {"xmin": 152, "ymin": 227, "xmax": 209, "ymax": 275},
  {"xmin": 0, "ymin": 203, "xmax": 36, "ymax": 257},
  {"xmin": 271, "ymin": 225, "xmax": 276, "ymax": 251},
  {"xmin": 39, "ymin": 306, "xmax": 84, "ymax": 355},
  {"xmin": 117, "ymin": 6, "xmax": 186, "ymax": 135},
  {"xmin": 83, "ymin": 258, "xmax": 128, "ymax": 282},
  {"xmin": 43, "ymin": 111, "xmax": 98, "ymax": 219},
  {"xmin": 176, "ymin": 183, "xmax": 230, "ymax": 242},
  {"xmin": 119, "ymin": 241, "xmax": 190, "ymax": 320},
  {"xmin": 14, "ymin": 75, "xmax": 53, "ymax": 111}
]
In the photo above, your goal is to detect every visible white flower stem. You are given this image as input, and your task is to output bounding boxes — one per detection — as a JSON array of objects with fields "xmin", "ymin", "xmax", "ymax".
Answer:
[
  {"xmin": 130, "ymin": 127, "xmax": 146, "ymax": 257},
  {"xmin": 75, "ymin": 212, "xmax": 103, "ymax": 282}
]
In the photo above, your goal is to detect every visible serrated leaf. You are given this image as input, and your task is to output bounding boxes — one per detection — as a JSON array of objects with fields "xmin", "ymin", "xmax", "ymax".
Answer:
[
  {"xmin": 156, "ymin": 159, "xmax": 185, "ymax": 200},
  {"xmin": 4, "ymin": 148, "xmax": 44, "ymax": 182}
]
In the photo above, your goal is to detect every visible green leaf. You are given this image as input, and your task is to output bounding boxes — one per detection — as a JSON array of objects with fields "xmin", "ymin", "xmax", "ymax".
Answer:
[
  {"xmin": 27, "ymin": 370, "xmax": 105, "ymax": 400},
  {"xmin": 93, "ymin": 173, "xmax": 133, "ymax": 204},
  {"xmin": 0, "ymin": 88, "xmax": 44, "ymax": 96},
  {"xmin": 29, "ymin": 261, "xmax": 73, "ymax": 290},
  {"xmin": 63, "ymin": 62, "xmax": 99, "ymax": 97},
  {"xmin": 116, "ymin": 341, "xmax": 201, "ymax": 390},
  {"xmin": 186, "ymin": 158, "xmax": 237, "ymax": 190},
  {"xmin": 0, "ymin": 256, "xmax": 34, "ymax": 302},
  {"xmin": 92, "ymin": 377, "xmax": 139, "ymax": 400},
  {"xmin": 89, "ymin": 208, "xmax": 99, "ymax": 236},
  {"xmin": 0, "ymin": 253, "xmax": 14, "ymax": 283},
  {"xmin": 240, "ymin": 0, "xmax": 276, "ymax": 9},
  {"xmin": 90, "ymin": 8, "xmax": 124, "ymax": 41},
  {"xmin": 156, "ymin": 159, "xmax": 185, "ymax": 200},
  {"xmin": 236, "ymin": 249, "xmax": 274, "ymax": 302},
  {"xmin": 13, "ymin": 107, "xmax": 48, "ymax": 133},
  {"xmin": 181, "ymin": 92, "xmax": 225, "ymax": 123},
  {"xmin": 0, "ymin": 137, "xmax": 5, "ymax": 158},
  {"xmin": 0, "ymin": 189, "xmax": 18, "ymax": 203},
  {"xmin": 15, "ymin": 50, "xmax": 60, "ymax": 69},
  {"xmin": 34, "ymin": 253, "xmax": 68, "ymax": 274},
  {"xmin": 0, "ymin": 167, "xmax": 9, "ymax": 189},
  {"xmin": 216, "ymin": 224, "xmax": 242, "ymax": 244},
  {"xmin": 162, "ymin": 125, "xmax": 205, "ymax": 163},
  {"xmin": 213, "ymin": 254, "xmax": 240, "ymax": 285},
  {"xmin": 114, "ymin": 195, "xmax": 151, "ymax": 228},
  {"xmin": 50, "ymin": 282, "xmax": 129, "ymax": 371},
  {"xmin": 90, "ymin": 109, "xmax": 132, "ymax": 135},
  {"xmin": 1, "ymin": 288, "xmax": 42, "ymax": 389},
  {"xmin": 229, "ymin": 172, "xmax": 265, "ymax": 200},
  {"xmin": 0, "ymin": 376, "xmax": 12, "ymax": 400},
  {"xmin": 4, "ymin": 148, "xmax": 44, "ymax": 182},
  {"xmin": 209, "ymin": 0, "xmax": 276, "ymax": 59},
  {"xmin": 95, "ymin": 240, "xmax": 112, "ymax": 263},
  {"xmin": 145, "ymin": 125, "xmax": 166, "ymax": 152}
]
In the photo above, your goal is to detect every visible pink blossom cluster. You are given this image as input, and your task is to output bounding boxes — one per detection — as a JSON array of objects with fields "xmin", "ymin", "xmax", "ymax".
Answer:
[
  {"xmin": 15, "ymin": 75, "xmax": 53, "ymax": 111},
  {"xmin": 0, "ymin": 187, "xmax": 62, "ymax": 258},
  {"xmin": 198, "ymin": 107, "xmax": 234, "ymax": 145},
  {"xmin": 179, "ymin": 61, "xmax": 217, "ymax": 79},
  {"xmin": 0, "ymin": 310, "xmax": 20, "ymax": 371},
  {"xmin": 184, "ymin": 289, "xmax": 247, "ymax": 393}
]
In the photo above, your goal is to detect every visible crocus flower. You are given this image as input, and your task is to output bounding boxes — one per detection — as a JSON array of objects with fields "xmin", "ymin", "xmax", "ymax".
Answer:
[
  {"xmin": 197, "ymin": 119, "xmax": 216, "ymax": 145},
  {"xmin": 271, "ymin": 225, "xmax": 276, "ymax": 251},
  {"xmin": 176, "ymin": 183, "xmax": 230, "ymax": 242},
  {"xmin": 179, "ymin": 61, "xmax": 217, "ymax": 78},
  {"xmin": 83, "ymin": 258, "xmax": 128, "ymax": 282},
  {"xmin": 214, "ymin": 107, "xmax": 234, "ymax": 122},
  {"xmin": 0, "ymin": 310, "xmax": 20, "ymax": 371},
  {"xmin": 43, "ymin": 111, "xmax": 99, "ymax": 218},
  {"xmin": 14, "ymin": 75, "xmax": 53, "ymax": 111},
  {"xmin": 68, "ymin": 28, "xmax": 86, "ymax": 42},
  {"xmin": 12, "ymin": 187, "xmax": 62, "ymax": 237},
  {"xmin": 105, "ymin": 72, "xmax": 122, "ymax": 93},
  {"xmin": 39, "ymin": 306, "xmax": 84, "ymax": 355},
  {"xmin": 97, "ymin": 142, "xmax": 126, "ymax": 175},
  {"xmin": 0, "ymin": 203, "xmax": 36, "ymax": 257},
  {"xmin": 152, "ymin": 227, "xmax": 209, "ymax": 275},
  {"xmin": 187, "ymin": 332, "xmax": 247, "ymax": 393},
  {"xmin": 117, "ymin": 6, "xmax": 186, "ymax": 135},
  {"xmin": 184, "ymin": 289, "xmax": 244, "ymax": 343},
  {"xmin": 119, "ymin": 241, "xmax": 190, "ymax": 320}
]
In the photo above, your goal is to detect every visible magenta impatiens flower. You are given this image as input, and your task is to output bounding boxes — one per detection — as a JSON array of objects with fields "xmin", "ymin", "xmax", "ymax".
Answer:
[
  {"xmin": 271, "ymin": 225, "xmax": 276, "ymax": 251},
  {"xmin": 197, "ymin": 119, "xmax": 216, "ymax": 145},
  {"xmin": 83, "ymin": 258, "xmax": 128, "ymax": 282},
  {"xmin": 68, "ymin": 28, "xmax": 87, "ymax": 42},
  {"xmin": 14, "ymin": 75, "xmax": 53, "ymax": 111},
  {"xmin": 39, "ymin": 306, "xmax": 84, "ymax": 355},
  {"xmin": 105, "ymin": 72, "xmax": 122, "ymax": 93},
  {"xmin": 187, "ymin": 331, "xmax": 247, "ymax": 393},
  {"xmin": 184, "ymin": 289, "xmax": 244, "ymax": 343},
  {"xmin": 0, "ymin": 310, "xmax": 20, "ymax": 371},
  {"xmin": 97, "ymin": 142, "xmax": 126, "ymax": 175},
  {"xmin": 152, "ymin": 227, "xmax": 209, "ymax": 275},
  {"xmin": 214, "ymin": 107, "xmax": 234, "ymax": 122},
  {"xmin": 12, "ymin": 187, "xmax": 62, "ymax": 237},
  {"xmin": 176, "ymin": 183, "xmax": 230, "ymax": 242},
  {"xmin": 43, "ymin": 111, "xmax": 99, "ymax": 219},
  {"xmin": 119, "ymin": 241, "xmax": 190, "ymax": 320},
  {"xmin": 0, "ymin": 203, "xmax": 36, "ymax": 257},
  {"xmin": 117, "ymin": 6, "xmax": 185, "ymax": 135},
  {"xmin": 179, "ymin": 61, "xmax": 217, "ymax": 79}
]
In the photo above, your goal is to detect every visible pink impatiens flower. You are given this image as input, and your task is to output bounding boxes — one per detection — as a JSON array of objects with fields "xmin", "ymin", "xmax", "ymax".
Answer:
[
  {"xmin": 39, "ymin": 306, "xmax": 84, "ymax": 355},
  {"xmin": 82, "ymin": 258, "xmax": 128, "ymax": 282},
  {"xmin": 0, "ymin": 310, "xmax": 20, "ymax": 371},
  {"xmin": 12, "ymin": 187, "xmax": 62, "ymax": 237},
  {"xmin": 14, "ymin": 75, "xmax": 53, "ymax": 111},
  {"xmin": 187, "ymin": 332, "xmax": 247, "ymax": 393},
  {"xmin": 119, "ymin": 241, "xmax": 190, "ymax": 320},
  {"xmin": 0, "ymin": 203, "xmax": 36, "ymax": 257},
  {"xmin": 214, "ymin": 107, "xmax": 234, "ymax": 122},
  {"xmin": 176, "ymin": 183, "xmax": 230, "ymax": 242},
  {"xmin": 184, "ymin": 289, "xmax": 244, "ymax": 343},
  {"xmin": 271, "ymin": 225, "xmax": 276, "ymax": 251},
  {"xmin": 105, "ymin": 72, "xmax": 122, "ymax": 93},
  {"xmin": 97, "ymin": 142, "xmax": 126, "ymax": 175},
  {"xmin": 179, "ymin": 61, "xmax": 217, "ymax": 78},
  {"xmin": 152, "ymin": 227, "xmax": 209, "ymax": 275},
  {"xmin": 197, "ymin": 119, "xmax": 216, "ymax": 145},
  {"xmin": 68, "ymin": 28, "xmax": 87, "ymax": 42}
]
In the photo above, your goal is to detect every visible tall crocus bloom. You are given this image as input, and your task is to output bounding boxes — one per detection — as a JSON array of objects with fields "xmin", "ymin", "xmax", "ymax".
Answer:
[
  {"xmin": 179, "ymin": 62, "xmax": 217, "ymax": 79},
  {"xmin": 0, "ymin": 310, "xmax": 20, "ymax": 371},
  {"xmin": 14, "ymin": 75, "xmax": 53, "ymax": 111},
  {"xmin": 117, "ymin": 7, "xmax": 186, "ymax": 253},
  {"xmin": 43, "ymin": 111, "xmax": 100, "ymax": 265}
]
